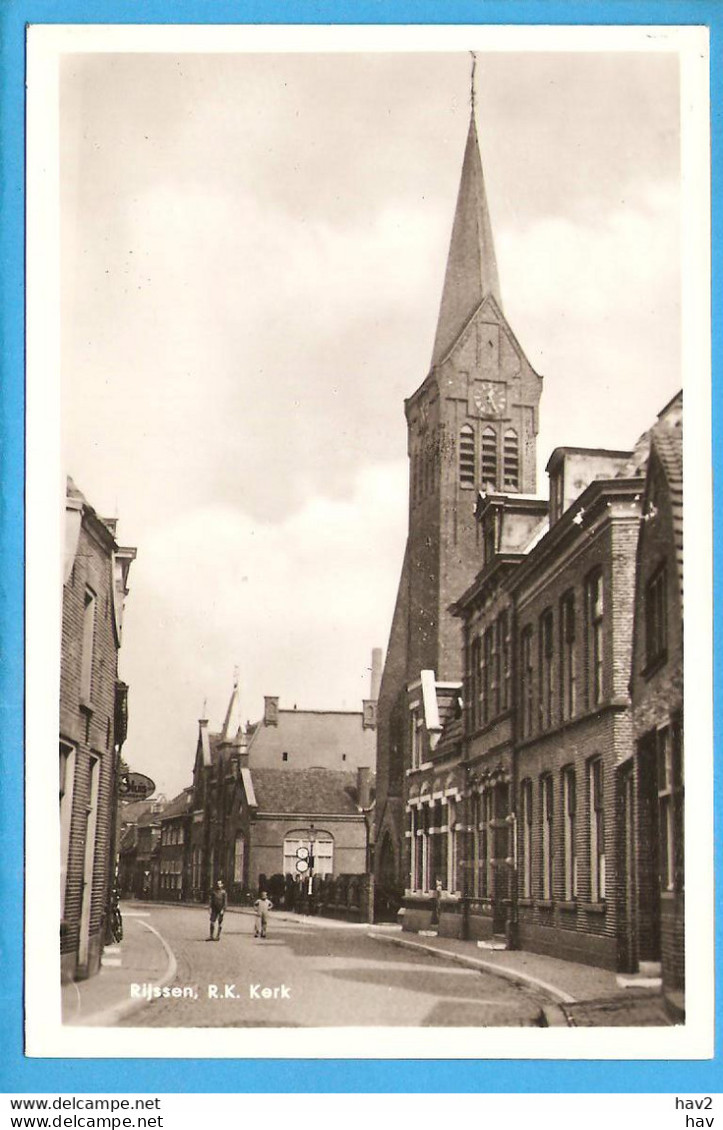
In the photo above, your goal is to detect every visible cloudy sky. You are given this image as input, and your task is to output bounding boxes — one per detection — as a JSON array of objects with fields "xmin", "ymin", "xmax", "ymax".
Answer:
[{"xmin": 60, "ymin": 46, "xmax": 681, "ymax": 799}]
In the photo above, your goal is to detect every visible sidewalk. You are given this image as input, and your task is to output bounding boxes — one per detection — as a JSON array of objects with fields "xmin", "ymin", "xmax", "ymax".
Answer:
[
  {"xmin": 373, "ymin": 929, "xmax": 673, "ymax": 1027},
  {"xmin": 61, "ymin": 908, "xmax": 175, "ymax": 1027}
]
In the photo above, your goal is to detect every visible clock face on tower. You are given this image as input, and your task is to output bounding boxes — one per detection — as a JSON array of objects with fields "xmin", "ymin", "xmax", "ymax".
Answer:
[{"xmin": 472, "ymin": 380, "xmax": 507, "ymax": 417}]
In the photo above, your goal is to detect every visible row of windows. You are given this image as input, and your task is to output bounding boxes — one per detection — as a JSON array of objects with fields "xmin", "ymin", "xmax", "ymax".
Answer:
[
  {"xmin": 520, "ymin": 571, "xmax": 604, "ymax": 739},
  {"xmin": 409, "ymin": 799, "xmax": 458, "ymax": 894},
  {"xmin": 407, "ymin": 762, "xmax": 606, "ymax": 904},
  {"xmin": 519, "ymin": 760, "xmax": 605, "ymax": 904},
  {"xmin": 161, "ymin": 824, "xmax": 185, "ymax": 846},
  {"xmin": 459, "ymin": 424, "xmax": 519, "ymax": 491},
  {"xmin": 160, "ymin": 859, "xmax": 183, "ymax": 875},
  {"xmin": 468, "ymin": 611, "xmax": 512, "ymax": 730}
]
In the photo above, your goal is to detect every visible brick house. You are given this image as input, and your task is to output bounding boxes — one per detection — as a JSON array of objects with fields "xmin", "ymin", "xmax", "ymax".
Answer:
[
  {"xmin": 186, "ymin": 670, "xmax": 378, "ymax": 906},
  {"xmin": 627, "ymin": 392, "xmax": 684, "ymax": 1013},
  {"xmin": 60, "ymin": 477, "xmax": 135, "ymax": 982},
  {"xmin": 507, "ymin": 454, "xmax": 645, "ymax": 969},
  {"xmin": 118, "ymin": 800, "xmax": 165, "ymax": 899},
  {"xmin": 159, "ymin": 788, "xmax": 194, "ymax": 901},
  {"xmin": 232, "ymin": 764, "xmax": 374, "ymax": 919}
]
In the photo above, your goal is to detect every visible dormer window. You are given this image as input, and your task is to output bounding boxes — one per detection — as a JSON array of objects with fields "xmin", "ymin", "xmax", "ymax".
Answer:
[
  {"xmin": 481, "ymin": 426, "xmax": 497, "ymax": 489},
  {"xmin": 459, "ymin": 425, "xmax": 475, "ymax": 487}
]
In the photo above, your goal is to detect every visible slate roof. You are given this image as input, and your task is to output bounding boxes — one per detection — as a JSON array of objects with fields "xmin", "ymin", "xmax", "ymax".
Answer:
[
  {"xmin": 247, "ymin": 767, "xmax": 373, "ymax": 815},
  {"xmin": 160, "ymin": 788, "xmax": 193, "ymax": 822},
  {"xmin": 118, "ymin": 799, "xmax": 154, "ymax": 827},
  {"xmin": 432, "ymin": 113, "xmax": 501, "ymax": 366}
]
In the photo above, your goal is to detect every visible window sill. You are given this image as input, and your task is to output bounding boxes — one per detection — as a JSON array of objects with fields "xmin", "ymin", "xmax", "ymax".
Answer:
[
  {"xmin": 582, "ymin": 901, "xmax": 607, "ymax": 914},
  {"xmin": 537, "ymin": 899, "xmax": 554, "ymax": 910},
  {"xmin": 79, "ymin": 698, "xmax": 95, "ymax": 715},
  {"xmin": 558, "ymin": 900, "xmax": 578, "ymax": 911},
  {"xmin": 518, "ymin": 898, "xmax": 533, "ymax": 908}
]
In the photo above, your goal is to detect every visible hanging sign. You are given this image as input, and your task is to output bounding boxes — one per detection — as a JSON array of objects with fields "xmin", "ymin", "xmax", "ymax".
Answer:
[{"xmin": 119, "ymin": 771, "xmax": 156, "ymax": 801}]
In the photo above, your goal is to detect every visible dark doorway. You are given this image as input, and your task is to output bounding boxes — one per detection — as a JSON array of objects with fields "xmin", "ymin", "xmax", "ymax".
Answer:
[
  {"xmin": 375, "ymin": 832, "xmax": 401, "ymax": 922},
  {"xmin": 637, "ymin": 738, "xmax": 661, "ymax": 962}
]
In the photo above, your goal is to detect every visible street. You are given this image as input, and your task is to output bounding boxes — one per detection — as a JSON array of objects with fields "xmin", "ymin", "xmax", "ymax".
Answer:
[{"xmin": 118, "ymin": 905, "xmax": 551, "ymax": 1027}]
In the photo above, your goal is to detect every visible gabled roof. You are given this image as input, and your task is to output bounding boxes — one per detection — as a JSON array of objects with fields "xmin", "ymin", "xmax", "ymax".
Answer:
[
  {"xmin": 160, "ymin": 788, "xmax": 194, "ymax": 822},
  {"xmin": 431, "ymin": 113, "xmax": 501, "ymax": 368},
  {"xmin": 118, "ymin": 799, "xmax": 154, "ymax": 827},
  {"xmin": 246, "ymin": 767, "xmax": 372, "ymax": 816}
]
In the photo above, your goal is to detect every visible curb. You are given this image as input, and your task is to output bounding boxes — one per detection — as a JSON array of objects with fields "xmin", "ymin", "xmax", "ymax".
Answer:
[
  {"xmin": 70, "ymin": 919, "xmax": 178, "ymax": 1028},
  {"xmin": 370, "ymin": 931, "xmax": 576, "ymax": 1006},
  {"xmin": 541, "ymin": 1004, "xmax": 571, "ymax": 1027}
]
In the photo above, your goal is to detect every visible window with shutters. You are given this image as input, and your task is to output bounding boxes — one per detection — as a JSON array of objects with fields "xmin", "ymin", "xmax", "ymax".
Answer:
[
  {"xmin": 560, "ymin": 591, "xmax": 576, "ymax": 720},
  {"xmin": 459, "ymin": 425, "xmax": 475, "ymax": 487},
  {"xmin": 469, "ymin": 635, "xmax": 482, "ymax": 730},
  {"xmin": 498, "ymin": 610, "xmax": 512, "ymax": 712},
  {"xmin": 233, "ymin": 834, "xmax": 245, "ymax": 884},
  {"xmin": 657, "ymin": 727, "xmax": 683, "ymax": 891},
  {"xmin": 562, "ymin": 766, "xmax": 577, "ymax": 899},
  {"xmin": 585, "ymin": 570, "xmax": 604, "ymax": 707},
  {"xmin": 59, "ymin": 743, "xmax": 76, "ymax": 917},
  {"xmin": 589, "ymin": 757, "xmax": 606, "ymax": 901},
  {"xmin": 541, "ymin": 774, "xmax": 554, "ymax": 900},
  {"xmin": 520, "ymin": 625, "xmax": 534, "ymax": 738},
  {"xmin": 503, "ymin": 428, "xmax": 519, "ymax": 490},
  {"xmin": 645, "ymin": 563, "xmax": 668, "ymax": 669},
  {"xmin": 539, "ymin": 608, "xmax": 554, "ymax": 729},
  {"xmin": 481, "ymin": 426, "xmax": 497, "ymax": 488},
  {"xmin": 520, "ymin": 779, "xmax": 533, "ymax": 899},
  {"xmin": 80, "ymin": 587, "xmax": 96, "ymax": 703}
]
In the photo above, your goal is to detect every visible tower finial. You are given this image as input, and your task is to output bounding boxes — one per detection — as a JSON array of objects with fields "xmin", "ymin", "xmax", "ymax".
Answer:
[
  {"xmin": 233, "ymin": 665, "xmax": 239, "ymax": 689},
  {"xmin": 470, "ymin": 51, "xmax": 477, "ymax": 115}
]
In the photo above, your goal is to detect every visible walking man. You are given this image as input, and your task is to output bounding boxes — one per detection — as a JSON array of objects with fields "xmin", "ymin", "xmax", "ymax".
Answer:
[
  {"xmin": 209, "ymin": 879, "xmax": 227, "ymax": 941},
  {"xmin": 253, "ymin": 890, "xmax": 273, "ymax": 938}
]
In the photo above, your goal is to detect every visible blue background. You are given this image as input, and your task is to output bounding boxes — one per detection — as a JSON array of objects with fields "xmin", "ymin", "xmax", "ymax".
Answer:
[{"xmin": 0, "ymin": 0, "xmax": 719, "ymax": 1094}]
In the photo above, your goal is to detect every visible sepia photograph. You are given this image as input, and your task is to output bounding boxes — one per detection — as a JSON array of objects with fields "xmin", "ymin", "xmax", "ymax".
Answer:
[{"xmin": 24, "ymin": 23, "xmax": 712, "ymax": 1059}]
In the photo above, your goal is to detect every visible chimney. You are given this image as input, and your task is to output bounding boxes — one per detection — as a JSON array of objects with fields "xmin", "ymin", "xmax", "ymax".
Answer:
[
  {"xmin": 357, "ymin": 766, "xmax": 372, "ymax": 809},
  {"xmin": 370, "ymin": 648, "xmax": 382, "ymax": 700},
  {"xmin": 264, "ymin": 696, "xmax": 279, "ymax": 727}
]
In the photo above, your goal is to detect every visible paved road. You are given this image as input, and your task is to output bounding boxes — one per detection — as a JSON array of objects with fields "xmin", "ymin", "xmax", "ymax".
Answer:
[{"xmin": 120, "ymin": 905, "xmax": 552, "ymax": 1027}]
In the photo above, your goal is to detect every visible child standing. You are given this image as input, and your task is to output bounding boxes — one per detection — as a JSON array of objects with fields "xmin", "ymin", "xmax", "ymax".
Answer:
[{"xmin": 253, "ymin": 890, "xmax": 273, "ymax": 938}]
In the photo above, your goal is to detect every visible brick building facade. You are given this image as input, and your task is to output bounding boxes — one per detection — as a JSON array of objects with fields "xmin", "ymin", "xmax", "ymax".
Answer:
[
  {"xmin": 174, "ymin": 675, "xmax": 377, "ymax": 916},
  {"xmin": 60, "ymin": 478, "xmax": 135, "ymax": 982},
  {"xmin": 628, "ymin": 393, "xmax": 684, "ymax": 1014}
]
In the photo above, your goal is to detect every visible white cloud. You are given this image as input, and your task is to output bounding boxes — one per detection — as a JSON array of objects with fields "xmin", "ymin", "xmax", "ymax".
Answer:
[{"xmin": 119, "ymin": 459, "xmax": 408, "ymax": 796}]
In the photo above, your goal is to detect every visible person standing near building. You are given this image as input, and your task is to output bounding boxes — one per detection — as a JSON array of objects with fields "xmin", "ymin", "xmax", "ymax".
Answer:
[
  {"xmin": 253, "ymin": 890, "xmax": 273, "ymax": 938},
  {"xmin": 208, "ymin": 880, "xmax": 227, "ymax": 941}
]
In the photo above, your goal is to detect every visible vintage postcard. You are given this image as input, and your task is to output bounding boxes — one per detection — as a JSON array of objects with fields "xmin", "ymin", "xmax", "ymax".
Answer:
[{"xmin": 23, "ymin": 22, "xmax": 712, "ymax": 1062}]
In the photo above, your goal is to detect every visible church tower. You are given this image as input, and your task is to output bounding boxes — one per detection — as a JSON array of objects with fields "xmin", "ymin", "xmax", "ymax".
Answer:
[{"xmin": 374, "ymin": 95, "xmax": 543, "ymax": 911}]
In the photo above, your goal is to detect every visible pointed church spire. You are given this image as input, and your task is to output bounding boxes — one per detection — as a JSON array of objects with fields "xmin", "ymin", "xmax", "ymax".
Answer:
[
  {"xmin": 431, "ymin": 72, "xmax": 502, "ymax": 368},
  {"xmin": 220, "ymin": 669, "xmax": 244, "ymax": 745}
]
